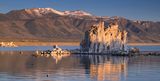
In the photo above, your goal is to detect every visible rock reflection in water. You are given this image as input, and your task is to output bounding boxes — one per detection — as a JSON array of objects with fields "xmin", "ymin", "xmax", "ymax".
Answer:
[
  {"xmin": 0, "ymin": 51, "xmax": 130, "ymax": 81},
  {"xmin": 79, "ymin": 55, "xmax": 128, "ymax": 81},
  {"xmin": 50, "ymin": 53, "xmax": 71, "ymax": 63},
  {"xmin": 33, "ymin": 51, "xmax": 71, "ymax": 64}
]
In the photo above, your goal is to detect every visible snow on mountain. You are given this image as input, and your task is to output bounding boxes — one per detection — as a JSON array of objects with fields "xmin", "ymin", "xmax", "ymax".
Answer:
[
  {"xmin": 24, "ymin": 8, "xmax": 65, "ymax": 16},
  {"xmin": 24, "ymin": 8, "xmax": 92, "ymax": 17},
  {"xmin": 63, "ymin": 10, "xmax": 92, "ymax": 16}
]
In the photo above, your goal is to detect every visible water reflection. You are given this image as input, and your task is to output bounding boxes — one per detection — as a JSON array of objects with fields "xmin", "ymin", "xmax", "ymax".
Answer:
[
  {"xmin": 0, "ymin": 51, "xmax": 84, "ymax": 81},
  {"xmin": 1, "ymin": 51, "xmax": 160, "ymax": 81},
  {"xmin": 79, "ymin": 55, "xmax": 128, "ymax": 81},
  {"xmin": 32, "ymin": 51, "xmax": 71, "ymax": 64},
  {"xmin": 0, "ymin": 51, "xmax": 129, "ymax": 81}
]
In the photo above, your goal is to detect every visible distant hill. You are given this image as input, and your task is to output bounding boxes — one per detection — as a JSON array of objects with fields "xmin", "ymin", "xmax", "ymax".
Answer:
[{"xmin": 0, "ymin": 8, "xmax": 160, "ymax": 43}]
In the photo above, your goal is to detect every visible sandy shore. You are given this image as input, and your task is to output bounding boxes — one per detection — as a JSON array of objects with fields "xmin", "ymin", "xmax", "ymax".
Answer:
[
  {"xmin": 14, "ymin": 42, "xmax": 80, "ymax": 46},
  {"xmin": 128, "ymin": 43, "xmax": 160, "ymax": 46}
]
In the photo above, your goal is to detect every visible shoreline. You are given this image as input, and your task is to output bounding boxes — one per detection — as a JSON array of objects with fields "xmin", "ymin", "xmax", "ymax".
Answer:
[
  {"xmin": 128, "ymin": 43, "xmax": 160, "ymax": 46},
  {"xmin": 14, "ymin": 42, "xmax": 80, "ymax": 46},
  {"xmin": 1, "ymin": 42, "xmax": 160, "ymax": 46}
]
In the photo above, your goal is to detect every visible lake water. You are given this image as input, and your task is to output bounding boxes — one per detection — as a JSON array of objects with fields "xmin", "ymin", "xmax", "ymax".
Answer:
[
  {"xmin": 0, "ymin": 46, "xmax": 79, "ymax": 51},
  {"xmin": 0, "ymin": 52, "xmax": 160, "ymax": 81},
  {"xmin": 0, "ymin": 46, "xmax": 160, "ymax": 81},
  {"xmin": 0, "ymin": 45, "xmax": 160, "ymax": 51}
]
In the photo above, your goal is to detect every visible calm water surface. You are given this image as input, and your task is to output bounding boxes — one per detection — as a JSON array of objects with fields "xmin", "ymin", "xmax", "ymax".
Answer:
[
  {"xmin": 0, "ymin": 51, "xmax": 160, "ymax": 81},
  {"xmin": 0, "ymin": 45, "xmax": 159, "ymax": 51},
  {"xmin": 0, "ymin": 46, "xmax": 79, "ymax": 51}
]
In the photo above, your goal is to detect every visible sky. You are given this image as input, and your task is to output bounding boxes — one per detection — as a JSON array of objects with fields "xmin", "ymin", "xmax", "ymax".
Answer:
[{"xmin": 0, "ymin": 0, "xmax": 160, "ymax": 21}]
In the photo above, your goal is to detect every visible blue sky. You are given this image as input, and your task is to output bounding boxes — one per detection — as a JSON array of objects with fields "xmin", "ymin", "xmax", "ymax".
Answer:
[{"xmin": 0, "ymin": 0, "xmax": 160, "ymax": 21}]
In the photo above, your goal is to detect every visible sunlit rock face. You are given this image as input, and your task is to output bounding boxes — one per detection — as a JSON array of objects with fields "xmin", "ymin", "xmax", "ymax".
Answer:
[{"xmin": 80, "ymin": 21, "xmax": 127, "ymax": 53}]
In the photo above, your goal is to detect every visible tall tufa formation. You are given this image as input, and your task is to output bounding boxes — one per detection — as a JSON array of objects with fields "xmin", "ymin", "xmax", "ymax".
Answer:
[{"xmin": 80, "ymin": 21, "xmax": 127, "ymax": 53}]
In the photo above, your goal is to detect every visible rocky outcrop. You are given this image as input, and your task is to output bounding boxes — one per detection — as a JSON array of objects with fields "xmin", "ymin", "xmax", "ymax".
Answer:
[{"xmin": 80, "ymin": 21, "xmax": 127, "ymax": 53}]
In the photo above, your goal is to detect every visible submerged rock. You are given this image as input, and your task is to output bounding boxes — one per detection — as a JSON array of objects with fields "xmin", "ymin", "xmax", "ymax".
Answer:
[{"xmin": 80, "ymin": 21, "xmax": 127, "ymax": 53}]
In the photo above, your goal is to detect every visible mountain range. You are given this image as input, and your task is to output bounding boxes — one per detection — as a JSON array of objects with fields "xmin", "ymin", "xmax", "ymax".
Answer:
[{"xmin": 0, "ymin": 8, "xmax": 160, "ymax": 43}]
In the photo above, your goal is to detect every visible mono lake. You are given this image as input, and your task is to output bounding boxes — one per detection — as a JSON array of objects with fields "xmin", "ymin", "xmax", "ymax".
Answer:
[
  {"xmin": 0, "ymin": 46, "xmax": 80, "ymax": 51},
  {"xmin": 0, "ymin": 52, "xmax": 160, "ymax": 81},
  {"xmin": 0, "ymin": 45, "xmax": 159, "ymax": 51},
  {"xmin": 0, "ymin": 45, "xmax": 160, "ymax": 81}
]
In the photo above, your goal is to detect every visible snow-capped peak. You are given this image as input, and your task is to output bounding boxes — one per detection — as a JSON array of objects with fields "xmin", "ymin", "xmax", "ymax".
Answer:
[
  {"xmin": 24, "ymin": 8, "xmax": 92, "ymax": 17},
  {"xmin": 63, "ymin": 10, "xmax": 92, "ymax": 16},
  {"xmin": 24, "ymin": 8, "xmax": 64, "ymax": 16}
]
